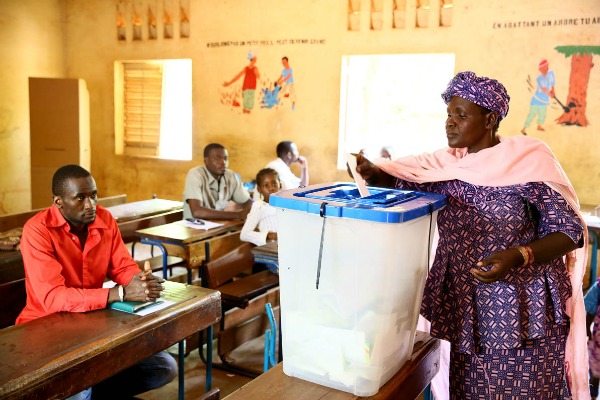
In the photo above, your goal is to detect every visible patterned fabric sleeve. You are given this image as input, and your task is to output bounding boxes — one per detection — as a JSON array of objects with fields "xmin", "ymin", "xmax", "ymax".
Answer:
[
  {"xmin": 522, "ymin": 182, "xmax": 584, "ymax": 246},
  {"xmin": 394, "ymin": 177, "xmax": 435, "ymax": 192}
]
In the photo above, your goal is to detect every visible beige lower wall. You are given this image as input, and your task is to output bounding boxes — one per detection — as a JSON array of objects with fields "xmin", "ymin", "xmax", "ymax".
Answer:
[
  {"xmin": 1, "ymin": 0, "xmax": 599, "ymax": 213},
  {"xmin": 0, "ymin": 0, "xmax": 65, "ymax": 214}
]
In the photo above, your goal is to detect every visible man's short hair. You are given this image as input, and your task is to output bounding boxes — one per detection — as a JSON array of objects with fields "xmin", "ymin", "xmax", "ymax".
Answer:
[
  {"xmin": 52, "ymin": 165, "xmax": 91, "ymax": 196},
  {"xmin": 276, "ymin": 141, "xmax": 293, "ymax": 158},
  {"xmin": 204, "ymin": 143, "xmax": 226, "ymax": 158}
]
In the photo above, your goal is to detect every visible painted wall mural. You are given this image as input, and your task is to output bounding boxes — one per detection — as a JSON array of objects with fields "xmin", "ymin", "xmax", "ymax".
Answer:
[
  {"xmin": 522, "ymin": 45, "xmax": 598, "ymax": 135},
  {"xmin": 220, "ymin": 53, "xmax": 299, "ymax": 113},
  {"xmin": 222, "ymin": 51, "xmax": 261, "ymax": 114},
  {"xmin": 554, "ymin": 45, "xmax": 599, "ymax": 127},
  {"xmin": 212, "ymin": 38, "xmax": 324, "ymax": 114}
]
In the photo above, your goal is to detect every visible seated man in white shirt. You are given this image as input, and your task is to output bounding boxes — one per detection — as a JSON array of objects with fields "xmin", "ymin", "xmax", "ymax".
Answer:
[
  {"xmin": 183, "ymin": 143, "xmax": 252, "ymax": 220},
  {"xmin": 265, "ymin": 141, "xmax": 309, "ymax": 190}
]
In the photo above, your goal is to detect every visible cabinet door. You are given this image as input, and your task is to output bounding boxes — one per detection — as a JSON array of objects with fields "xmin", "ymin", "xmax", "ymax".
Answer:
[{"xmin": 29, "ymin": 78, "xmax": 90, "ymax": 208}]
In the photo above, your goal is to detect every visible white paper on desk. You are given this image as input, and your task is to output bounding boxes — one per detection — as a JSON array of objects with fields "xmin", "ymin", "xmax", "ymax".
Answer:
[
  {"xmin": 346, "ymin": 153, "xmax": 371, "ymax": 197},
  {"xmin": 135, "ymin": 300, "xmax": 175, "ymax": 316},
  {"xmin": 176, "ymin": 219, "xmax": 224, "ymax": 230}
]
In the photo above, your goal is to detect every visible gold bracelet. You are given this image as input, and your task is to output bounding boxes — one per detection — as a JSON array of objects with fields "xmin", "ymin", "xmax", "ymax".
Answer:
[
  {"xmin": 514, "ymin": 246, "xmax": 529, "ymax": 267},
  {"xmin": 523, "ymin": 245, "xmax": 534, "ymax": 265}
]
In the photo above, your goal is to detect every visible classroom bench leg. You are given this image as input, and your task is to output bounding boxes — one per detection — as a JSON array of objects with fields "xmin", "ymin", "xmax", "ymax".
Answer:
[
  {"xmin": 206, "ymin": 325, "xmax": 213, "ymax": 391},
  {"xmin": 178, "ymin": 341, "xmax": 185, "ymax": 400}
]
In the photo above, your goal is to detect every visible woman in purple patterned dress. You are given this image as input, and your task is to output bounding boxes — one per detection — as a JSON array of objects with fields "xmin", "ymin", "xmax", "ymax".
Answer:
[{"xmin": 353, "ymin": 72, "xmax": 588, "ymax": 399}]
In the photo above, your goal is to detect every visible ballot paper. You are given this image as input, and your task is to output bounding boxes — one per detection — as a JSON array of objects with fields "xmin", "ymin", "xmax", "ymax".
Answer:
[
  {"xmin": 176, "ymin": 219, "xmax": 224, "ymax": 230},
  {"xmin": 346, "ymin": 153, "xmax": 371, "ymax": 197}
]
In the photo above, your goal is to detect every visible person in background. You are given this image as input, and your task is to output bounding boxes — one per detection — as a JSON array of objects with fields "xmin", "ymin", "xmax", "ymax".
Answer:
[
  {"xmin": 585, "ymin": 280, "xmax": 600, "ymax": 399},
  {"xmin": 183, "ymin": 143, "xmax": 252, "ymax": 221},
  {"xmin": 17, "ymin": 164, "xmax": 176, "ymax": 400},
  {"xmin": 265, "ymin": 141, "xmax": 308, "ymax": 191},
  {"xmin": 380, "ymin": 145, "xmax": 395, "ymax": 160},
  {"xmin": 352, "ymin": 71, "xmax": 588, "ymax": 399},
  {"xmin": 241, "ymin": 168, "xmax": 280, "ymax": 246}
]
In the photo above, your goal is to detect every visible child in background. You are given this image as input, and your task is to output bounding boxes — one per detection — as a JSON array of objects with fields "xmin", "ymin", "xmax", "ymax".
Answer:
[
  {"xmin": 585, "ymin": 280, "xmax": 600, "ymax": 399},
  {"xmin": 240, "ymin": 168, "xmax": 280, "ymax": 246}
]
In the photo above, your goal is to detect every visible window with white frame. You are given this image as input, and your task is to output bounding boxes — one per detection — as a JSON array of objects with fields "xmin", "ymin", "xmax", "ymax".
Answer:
[
  {"xmin": 337, "ymin": 53, "xmax": 455, "ymax": 168},
  {"xmin": 114, "ymin": 59, "xmax": 192, "ymax": 160}
]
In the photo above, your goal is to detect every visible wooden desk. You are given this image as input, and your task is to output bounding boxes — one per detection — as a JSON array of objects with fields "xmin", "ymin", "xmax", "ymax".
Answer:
[
  {"xmin": 0, "ymin": 250, "xmax": 24, "ymax": 283},
  {"xmin": 251, "ymin": 241, "xmax": 279, "ymax": 275},
  {"xmin": 224, "ymin": 332, "xmax": 440, "ymax": 400},
  {"xmin": 251, "ymin": 241, "xmax": 278, "ymax": 258},
  {"xmin": 136, "ymin": 220, "xmax": 244, "ymax": 283},
  {"xmin": 107, "ymin": 198, "xmax": 183, "ymax": 223},
  {"xmin": 0, "ymin": 281, "xmax": 221, "ymax": 400}
]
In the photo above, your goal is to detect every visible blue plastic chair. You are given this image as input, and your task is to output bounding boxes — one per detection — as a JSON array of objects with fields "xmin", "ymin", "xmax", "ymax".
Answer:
[{"xmin": 263, "ymin": 303, "xmax": 278, "ymax": 372}]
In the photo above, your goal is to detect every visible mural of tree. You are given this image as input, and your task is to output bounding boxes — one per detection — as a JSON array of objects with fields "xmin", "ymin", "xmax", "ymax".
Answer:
[{"xmin": 554, "ymin": 45, "xmax": 600, "ymax": 127}]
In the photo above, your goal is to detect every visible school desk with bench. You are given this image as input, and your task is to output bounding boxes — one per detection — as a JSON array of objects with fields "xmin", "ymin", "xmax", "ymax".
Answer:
[{"xmin": 0, "ymin": 281, "xmax": 220, "ymax": 400}]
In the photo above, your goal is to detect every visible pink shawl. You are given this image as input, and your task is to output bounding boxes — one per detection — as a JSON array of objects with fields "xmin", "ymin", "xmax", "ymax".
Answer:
[{"xmin": 375, "ymin": 135, "xmax": 590, "ymax": 400}]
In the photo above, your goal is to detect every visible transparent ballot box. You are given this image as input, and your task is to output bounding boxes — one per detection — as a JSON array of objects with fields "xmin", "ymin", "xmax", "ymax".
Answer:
[{"xmin": 270, "ymin": 183, "xmax": 446, "ymax": 396}]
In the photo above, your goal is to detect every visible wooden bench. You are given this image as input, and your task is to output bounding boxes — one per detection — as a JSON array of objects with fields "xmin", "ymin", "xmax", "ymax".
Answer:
[
  {"xmin": 117, "ymin": 209, "xmax": 183, "ymax": 244},
  {"xmin": 199, "ymin": 241, "xmax": 279, "ymax": 376},
  {"xmin": 203, "ymin": 230, "xmax": 244, "ymax": 263},
  {"xmin": 0, "ymin": 198, "xmax": 182, "ymax": 286},
  {"xmin": 164, "ymin": 229, "xmax": 244, "ymax": 285},
  {"xmin": 203, "ymin": 242, "xmax": 279, "ymax": 309},
  {"xmin": 0, "ymin": 194, "xmax": 127, "ymax": 233},
  {"xmin": 0, "ymin": 278, "xmax": 26, "ymax": 329},
  {"xmin": 96, "ymin": 194, "xmax": 127, "ymax": 207}
]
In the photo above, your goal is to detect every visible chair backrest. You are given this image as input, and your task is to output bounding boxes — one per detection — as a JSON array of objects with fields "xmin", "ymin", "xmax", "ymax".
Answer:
[
  {"xmin": 0, "ymin": 278, "xmax": 26, "ymax": 329},
  {"xmin": 0, "ymin": 209, "xmax": 44, "ymax": 232},
  {"xmin": 202, "ymin": 242, "xmax": 255, "ymax": 289},
  {"xmin": 0, "ymin": 194, "xmax": 125, "ymax": 232},
  {"xmin": 96, "ymin": 194, "xmax": 127, "ymax": 207},
  {"xmin": 119, "ymin": 209, "xmax": 183, "ymax": 243},
  {"xmin": 204, "ymin": 230, "xmax": 243, "ymax": 263}
]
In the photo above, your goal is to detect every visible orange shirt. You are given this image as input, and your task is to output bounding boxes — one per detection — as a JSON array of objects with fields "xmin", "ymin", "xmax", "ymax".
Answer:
[{"xmin": 16, "ymin": 205, "xmax": 140, "ymax": 324}]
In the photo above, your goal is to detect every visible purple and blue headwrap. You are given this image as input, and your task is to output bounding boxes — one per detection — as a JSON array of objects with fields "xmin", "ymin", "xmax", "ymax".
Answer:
[{"xmin": 441, "ymin": 71, "xmax": 510, "ymax": 121}]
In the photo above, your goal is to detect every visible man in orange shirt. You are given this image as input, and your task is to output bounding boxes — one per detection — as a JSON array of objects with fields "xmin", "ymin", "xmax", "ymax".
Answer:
[{"xmin": 17, "ymin": 164, "xmax": 176, "ymax": 399}]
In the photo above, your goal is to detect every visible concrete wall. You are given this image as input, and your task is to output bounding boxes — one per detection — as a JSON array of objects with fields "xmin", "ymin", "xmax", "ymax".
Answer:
[
  {"xmin": 0, "ymin": 0, "xmax": 65, "ymax": 213},
  {"xmin": 1, "ymin": 0, "xmax": 599, "ymax": 213}
]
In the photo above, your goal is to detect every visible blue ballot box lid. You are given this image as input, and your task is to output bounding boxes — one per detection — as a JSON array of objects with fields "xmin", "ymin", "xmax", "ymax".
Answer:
[{"xmin": 269, "ymin": 182, "xmax": 446, "ymax": 223}]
